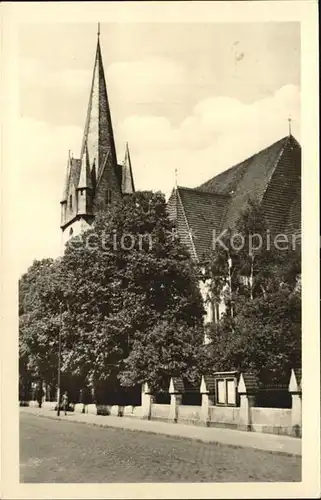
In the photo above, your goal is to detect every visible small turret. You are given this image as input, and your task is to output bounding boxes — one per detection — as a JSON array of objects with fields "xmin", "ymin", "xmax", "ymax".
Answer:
[
  {"xmin": 77, "ymin": 144, "xmax": 93, "ymax": 216},
  {"xmin": 60, "ymin": 151, "xmax": 71, "ymax": 227},
  {"xmin": 121, "ymin": 142, "xmax": 135, "ymax": 194}
]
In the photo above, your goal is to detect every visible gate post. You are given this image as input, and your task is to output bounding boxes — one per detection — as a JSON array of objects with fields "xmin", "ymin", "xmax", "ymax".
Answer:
[
  {"xmin": 169, "ymin": 377, "xmax": 184, "ymax": 423},
  {"xmin": 289, "ymin": 368, "xmax": 302, "ymax": 437},
  {"xmin": 200, "ymin": 375, "xmax": 215, "ymax": 426},
  {"xmin": 141, "ymin": 383, "xmax": 154, "ymax": 420},
  {"xmin": 237, "ymin": 373, "xmax": 258, "ymax": 431}
]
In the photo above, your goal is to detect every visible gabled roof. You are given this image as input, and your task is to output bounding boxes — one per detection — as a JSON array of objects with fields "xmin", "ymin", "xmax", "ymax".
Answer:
[
  {"xmin": 177, "ymin": 187, "xmax": 229, "ymax": 261},
  {"xmin": 168, "ymin": 135, "xmax": 301, "ymax": 261},
  {"xmin": 198, "ymin": 135, "xmax": 299, "ymax": 229},
  {"xmin": 168, "ymin": 186, "xmax": 229, "ymax": 262}
]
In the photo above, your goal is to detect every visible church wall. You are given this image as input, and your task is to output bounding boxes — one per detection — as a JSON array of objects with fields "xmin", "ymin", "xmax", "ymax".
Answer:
[{"xmin": 61, "ymin": 218, "xmax": 92, "ymax": 250}]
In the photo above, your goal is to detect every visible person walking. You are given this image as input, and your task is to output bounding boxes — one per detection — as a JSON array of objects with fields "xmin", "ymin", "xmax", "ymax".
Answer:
[{"xmin": 62, "ymin": 391, "xmax": 68, "ymax": 416}]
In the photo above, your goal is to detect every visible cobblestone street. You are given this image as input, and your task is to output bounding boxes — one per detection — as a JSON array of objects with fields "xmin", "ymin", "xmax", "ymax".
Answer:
[{"xmin": 20, "ymin": 412, "xmax": 301, "ymax": 483}]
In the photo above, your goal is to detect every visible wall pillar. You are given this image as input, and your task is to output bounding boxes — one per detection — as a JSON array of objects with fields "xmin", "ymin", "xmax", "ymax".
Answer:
[
  {"xmin": 41, "ymin": 381, "xmax": 47, "ymax": 403},
  {"xmin": 237, "ymin": 373, "xmax": 258, "ymax": 432},
  {"xmin": 169, "ymin": 394, "xmax": 182, "ymax": 423},
  {"xmin": 289, "ymin": 369, "xmax": 302, "ymax": 437},
  {"xmin": 238, "ymin": 393, "xmax": 255, "ymax": 431},
  {"xmin": 201, "ymin": 392, "xmax": 215, "ymax": 425},
  {"xmin": 168, "ymin": 377, "xmax": 185, "ymax": 423},
  {"xmin": 141, "ymin": 383, "xmax": 154, "ymax": 420},
  {"xmin": 290, "ymin": 393, "xmax": 301, "ymax": 437}
]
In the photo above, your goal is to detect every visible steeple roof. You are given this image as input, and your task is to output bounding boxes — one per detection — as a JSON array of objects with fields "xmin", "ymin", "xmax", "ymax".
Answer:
[
  {"xmin": 121, "ymin": 143, "xmax": 135, "ymax": 194},
  {"xmin": 80, "ymin": 30, "xmax": 119, "ymax": 186},
  {"xmin": 78, "ymin": 144, "xmax": 93, "ymax": 190},
  {"xmin": 61, "ymin": 151, "xmax": 71, "ymax": 202}
]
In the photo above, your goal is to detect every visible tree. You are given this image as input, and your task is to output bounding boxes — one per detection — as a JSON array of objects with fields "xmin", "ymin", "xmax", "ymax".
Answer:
[
  {"xmin": 204, "ymin": 288, "xmax": 301, "ymax": 380},
  {"xmin": 20, "ymin": 191, "xmax": 205, "ymax": 396},
  {"xmin": 120, "ymin": 319, "xmax": 203, "ymax": 392},
  {"xmin": 203, "ymin": 197, "xmax": 301, "ymax": 379},
  {"xmin": 19, "ymin": 258, "xmax": 67, "ymax": 395}
]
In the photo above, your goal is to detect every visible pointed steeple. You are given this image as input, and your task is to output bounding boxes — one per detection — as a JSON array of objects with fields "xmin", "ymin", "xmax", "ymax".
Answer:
[
  {"xmin": 80, "ymin": 26, "xmax": 118, "ymax": 184},
  {"xmin": 61, "ymin": 150, "xmax": 71, "ymax": 202},
  {"xmin": 78, "ymin": 144, "xmax": 93, "ymax": 190},
  {"xmin": 121, "ymin": 142, "xmax": 135, "ymax": 194}
]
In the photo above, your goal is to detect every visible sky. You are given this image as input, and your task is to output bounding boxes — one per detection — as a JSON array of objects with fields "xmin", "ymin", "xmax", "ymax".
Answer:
[{"xmin": 18, "ymin": 22, "xmax": 300, "ymax": 276}]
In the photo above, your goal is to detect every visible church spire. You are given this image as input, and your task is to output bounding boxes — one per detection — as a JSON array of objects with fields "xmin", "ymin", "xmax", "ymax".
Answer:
[
  {"xmin": 78, "ymin": 143, "xmax": 93, "ymax": 190},
  {"xmin": 80, "ymin": 25, "xmax": 118, "ymax": 182},
  {"xmin": 61, "ymin": 150, "xmax": 71, "ymax": 202},
  {"xmin": 121, "ymin": 142, "xmax": 135, "ymax": 194}
]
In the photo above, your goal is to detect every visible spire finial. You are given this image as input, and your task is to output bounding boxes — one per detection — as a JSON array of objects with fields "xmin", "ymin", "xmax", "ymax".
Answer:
[
  {"xmin": 175, "ymin": 168, "xmax": 178, "ymax": 189},
  {"xmin": 97, "ymin": 23, "xmax": 100, "ymax": 38},
  {"xmin": 288, "ymin": 115, "xmax": 292, "ymax": 136}
]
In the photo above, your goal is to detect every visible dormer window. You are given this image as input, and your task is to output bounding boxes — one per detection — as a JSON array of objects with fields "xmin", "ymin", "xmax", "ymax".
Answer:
[
  {"xmin": 106, "ymin": 190, "xmax": 112, "ymax": 205},
  {"xmin": 69, "ymin": 194, "xmax": 72, "ymax": 209}
]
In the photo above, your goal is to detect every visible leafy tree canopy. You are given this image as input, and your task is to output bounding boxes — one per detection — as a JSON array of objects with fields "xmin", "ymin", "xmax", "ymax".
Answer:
[
  {"xmin": 202, "ymin": 197, "xmax": 301, "ymax": 380},
  {"xmin": 19, "ymin": 191, "xmax": 205, "ymax": 393}
]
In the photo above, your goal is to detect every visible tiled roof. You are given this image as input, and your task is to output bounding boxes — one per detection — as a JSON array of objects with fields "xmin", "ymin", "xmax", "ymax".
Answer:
[
  {"xmin": 168, "ymin": 187, "xmax": 229, "ymax": 262},
  {"xmin": 202, "ymin": 374, "xmax": 216, "ymax": 393},
  {"xmin": 80, "ymin": 37, "xmax": 118, "ymax": 179},
  {"xmin": 169, "ymin": 135, "xmax": 301, "ymax": 261},
  {"xmin": 121, "ymin": 143, "xmax": 135, "ymax": 194},
  {"xmin": 198, "ymin": 136, "xmax": 294, "ymax": 229},
  {"xmin": 285, "ymin": 191, "xmax": 301, "ymax": 241},
  {"xmin": 169, "ymin": 377, "xmax": 185, "ymax": 393},
  {"xmin": 69, "ymin": 158, "xmax": 82, "ymax": 188},
  {"xmin": 78, "ymin": 145, "xmax": 93, "ymax": 190},
  {"xmin": 242, "ymin": 372, "xmax": 259, "ymax": 392}
]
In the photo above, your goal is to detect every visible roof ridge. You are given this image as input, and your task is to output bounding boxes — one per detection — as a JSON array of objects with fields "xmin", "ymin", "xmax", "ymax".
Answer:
[
  {"xmin": 260, "ymin": 135, "xmax": 291, "ymax": 201},
  {"xmin": 198, "ymin": 135, "xmax": 292, "ymax": 189},
  {"xmin": 176, "ymin": 188, "xmax": 199, "ymax": 262},
  {"xmin": 178, "ymin": 185, "xmax": 230, "ymax": 198}
]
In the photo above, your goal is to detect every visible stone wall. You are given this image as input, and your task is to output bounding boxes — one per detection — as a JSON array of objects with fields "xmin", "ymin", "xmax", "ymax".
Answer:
[
  {"xmin": 208, "ymin": 406, "xmax": 239, "ymax": 429},
  {"xmin": 22, "ymin": 370, "xmax": 301, "ymax": 438},
  {"xmin": 250, "ymin": 408, "xmax": 292, "ymax": 436},
  {"xmin": 177, "ymin": 405, "xmax": 202, "ymax": 424},
  {"xmin": 151, "ymin": 404, "xmax": 171, "ymax": 421}
]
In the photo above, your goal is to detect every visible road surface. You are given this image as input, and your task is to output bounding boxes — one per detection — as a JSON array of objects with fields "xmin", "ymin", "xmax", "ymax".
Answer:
[{"xmin": 20, "ymin": 412, "xmax": 301, "ymax": 482}]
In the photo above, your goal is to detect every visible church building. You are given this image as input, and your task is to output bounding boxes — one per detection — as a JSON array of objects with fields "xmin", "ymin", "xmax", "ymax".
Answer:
[
  {"xmin": 60, "ymin": 28, "xmax": 301, "ymax": 327},
  {"xmin": 167, "ymin": 133, "xmax": 301, "ymax": 323},
  {"xmin": 60, "ymin": 27, "xmax": 135, "ymax": 247}
]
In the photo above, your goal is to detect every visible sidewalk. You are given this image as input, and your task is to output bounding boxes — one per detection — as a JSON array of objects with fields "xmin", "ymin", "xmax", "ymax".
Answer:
[{"xmin": 21, "ymin": 406, "xmax": 301, "ymax": 457}]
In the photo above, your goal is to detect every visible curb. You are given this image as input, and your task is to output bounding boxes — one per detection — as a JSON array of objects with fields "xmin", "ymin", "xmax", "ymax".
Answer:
[{"xmin": 21, "ymin": 409, "xmax": 301, "ymax": 458}]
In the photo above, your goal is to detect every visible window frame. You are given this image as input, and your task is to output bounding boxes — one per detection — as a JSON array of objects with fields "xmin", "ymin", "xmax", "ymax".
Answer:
[{"xmin": 215, "ymin": 376, "xmax": 238, "ymax": 407}]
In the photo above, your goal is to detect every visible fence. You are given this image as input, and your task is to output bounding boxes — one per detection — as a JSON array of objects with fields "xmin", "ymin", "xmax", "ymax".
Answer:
[{"xmin": 20, "ymin": 368, "xmax": 301, "ymax": 438}]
